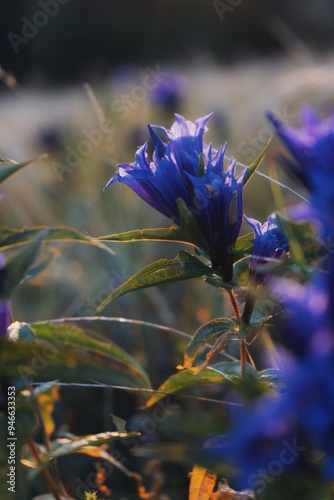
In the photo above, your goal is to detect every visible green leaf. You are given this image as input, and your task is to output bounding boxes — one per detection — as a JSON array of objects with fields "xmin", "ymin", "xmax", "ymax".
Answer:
[
  {"xmin": 3, "ymin": 321, "xmax": 151, "ymax": 389},
  {"xmin": 197, "ymin": 153, "xmax": 205, "ymax": 178},
  {"xmin": 242, "ymin": 139, "xmax": 272, "ymax": 188},
  {"xmin": 145, "ymin": 362, "xmax": 253, "ymax": 408},
  {"xmin": 258, "ymin": 368, "xmax": 285, "ymax": 390},
  {"xmin": 203, "ymin": 275, "xmax": 231, "ymax": 289},
  {"xmin": 0, "ymin": 155, "xmax": 46, "ymax": 185},
  {"xmin": 0, "ymin": 226, "xmax": 115, "ymax": 255},
  {"xmin": 96, "ymin": 251, "xmax": 215, "ymax": 313},
  {"xmin": 275, "ymin": 213, "xmax": 315, "ymax": 265},
  {"xmin": 0, "ymin": 231, "xmax": 46, "ymax": 298},
  {"xmin": 145, "ymin": 361, "xmax": 263, "ymax": 408},
  {"xmin": 111, "ymin": 414, "xmax": 128, "ymax": 433},
  {"xmin": 177, "ymin": 198, "xmax": 209, "ymax": 252},
  {"xmin": 233, "ymin": 232, "xmax": 254, "ymax": 263},
  {"xmin": 213, "ymin": 360, "xmax": 256, "ymax": 379},
  {"xmin": 184, "ymin": 318, "xmax": 236, "ymax": 369},
  {"xmin": 97, "ymin": 226, "xmax": 197, "ymax": 247},
  {"xmin": 44, "ymin": 431, "xmax": 139, "ymax": 462},
  {"xmin": 233, "ymin": 258, "xmax": 251, "ymax": 284}
]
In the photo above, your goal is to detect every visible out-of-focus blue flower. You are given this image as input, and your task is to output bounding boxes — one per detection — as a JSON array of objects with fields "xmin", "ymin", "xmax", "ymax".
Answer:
[
  {"xmin": 209, "ymin": 353, "xmax": 334, "ymax": 489},
  {"xmin": 106, "ymin": 114, "xmax": 246, "ymax": 281},
  {"xmin": 207, "ymin": 392, "xmax": 300, "ymax": 492},
  {"xmin": 266, "ymin": 106, "xmax": 334, "ymax": 190},
  {"xmin": 245, "ymin": 213, "xmax": 289, "ymax": 285},
  {"xmin": 270, "ymin": 275, "xmax": 333, "ymax": 357},
  {"xmin": 208, "ymin": 262, "xmax": 334, "ymax": 488},
  {"xmin": 267, "ymin": 106, "xmax": 334, "ymax": 236},
  {"xmin": 149, "ymin": 73, "xmax": 186, "ymax": 110},
  {"xmin": 286, "ymin": 354, "xmax": 334, "ymax": 480}
]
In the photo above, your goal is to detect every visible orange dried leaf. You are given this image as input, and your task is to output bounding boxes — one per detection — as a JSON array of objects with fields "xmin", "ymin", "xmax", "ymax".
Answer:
[{"xmin": 189, "ymin": 464, "xmax": 217, "ymax": 500}]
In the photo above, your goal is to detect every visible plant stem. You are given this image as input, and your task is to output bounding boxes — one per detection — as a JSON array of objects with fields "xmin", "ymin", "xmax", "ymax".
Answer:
[
  {"xmin": 227, "ymin": 289, "xmax": 247, "ymax": 378},
  {"xmin": 28, "ymin": 439, "xmax": 63, "ymax": 500},
  {"xmin": 30, "ymin": 388, "xmax": 70, "ymax": 499},
  {"xmin": 227, "ymin": 289, "xmax": 240, "ymax": 323},
  {"xmin": 242, "ymin": 291, "xmax": 256, "ymax": 326},
  {"xmin": 240, "ymin": 339, "xmax": 247, "ymax": 380}
]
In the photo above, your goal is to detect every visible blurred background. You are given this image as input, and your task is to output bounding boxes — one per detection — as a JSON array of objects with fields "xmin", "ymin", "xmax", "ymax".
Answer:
[{"xmin": 1, "ymin": 1, "xmax": 334, "ymax": 498}]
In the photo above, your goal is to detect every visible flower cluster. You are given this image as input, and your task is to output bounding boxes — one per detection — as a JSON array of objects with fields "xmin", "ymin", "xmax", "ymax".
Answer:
[
  {"xmin": 209, "ymin": 106, "xmax": 334, "ymax": 491},
  {"xmin": 107, "ymin": 114, "xmax": 288, "ymax": 283}
]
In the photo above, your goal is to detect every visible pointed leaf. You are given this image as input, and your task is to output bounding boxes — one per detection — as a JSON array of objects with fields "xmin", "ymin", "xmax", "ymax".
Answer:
[
  {"xmin": 0, "ymin": 231, "xmax": 46, "ymax": 298},
  {"xmin": 96, "ymin": 251, "xmax": 215, "ymax": 313},
  {"xmin": 234, "ymin": 232, "xmax": 254, "ymax": 263},
  {"xmin": 97, "ymin": 226, "xmax": 198, "ymax": 247},
  {"xmin": 197, "ymin": 153, "xmax": 205, "ymax": 178},
  {"xmin": 189, "ymin": 464, "xmax": 217, "ymax": 500},
  {"xmin": 45, "ymin": 431, "xmax": 139, "ymax": 461},
  {"xmin": 145, "ymin": 363, "xmax": 246, "ymax": 408},
  {"xmin": 0, "ymin": 155, "xmax": 47, "ymax": 185},
  {"xmin": 184, "ymin": 318, "xmax": 236, "ymax": 369},
  {"xmin": 145, "ymin": 361, "xmax": 259, "ymax": 408},
  {"xmin": 0, "ymin": 226, "xmax": 115, "ymax": 255},
  {"xmin": 3, "ymin": 321, "xmax": 151, "ymax": 388},
  {"xmin": 243, "ymin": 139, "xmax": 272, "ymax": 187},
  {"xmin": 111, "ymin": 414, "xmax": 128, "ymax": 433},
  {"xmin": 213, "ymin": 360, "xmax": 256, "ymax": 379},
  {"xmin": 177, "ymin": 198, "xmax": 209, "ymax": 252},
  {"xmin": 275, "ymin": 213, "xmax": 315, "ymax": 265}
]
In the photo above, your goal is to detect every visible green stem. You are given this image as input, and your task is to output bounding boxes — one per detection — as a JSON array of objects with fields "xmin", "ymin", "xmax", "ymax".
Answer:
[
  {"xmin": 28, "ymin": 439, "xmax": 62, "ymax": 500},
  {"xmin": 30, "ymin": 388, "xmax": 70, "ymax": 499},
  {"xmin": 227, "ymin": 289, "xmax": 246, "ymax": 379}
]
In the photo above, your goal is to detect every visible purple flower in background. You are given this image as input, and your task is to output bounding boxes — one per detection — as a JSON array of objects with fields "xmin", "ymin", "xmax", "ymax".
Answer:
[
  {"xmin": 245, "ymin": 213, "xmax": 289, "ymax": 285},
  {"xmin": 106, "ymin": 114, "xmax": 246, "ymax": 281},
  {"xmin": 267, "ymin": 106, "xmax": 334, "ymax": 235},
  {"xmin": 207, "ymin": 392, "xmax": 300, "ymax": 492},
  {"xmin": 149, "ymin": 73, "xmax": 186, "ymax": 110},
  {"xmin": 209, "ymin": 354, "xmax": 334, "ymax": 489},
  {"xmin": 266, "ymin": 106, "xmax": 334, "ymax": 191},
  {"xmin": 270, "ymin": 275, "xmax": 332, "ymax": 358}
]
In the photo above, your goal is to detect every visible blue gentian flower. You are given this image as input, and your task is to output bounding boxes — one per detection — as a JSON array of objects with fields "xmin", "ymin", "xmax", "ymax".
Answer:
[
  {"xmin": 106, "ymin": 114, "xmax": 246, "ymax": 281},
  {"xmin": 267, "ymin": 106, "xmax": 334, "ymax": 236},
  {"xmin": 245, "ymin": 213, "xmax": 289, "ymax": 285}
]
